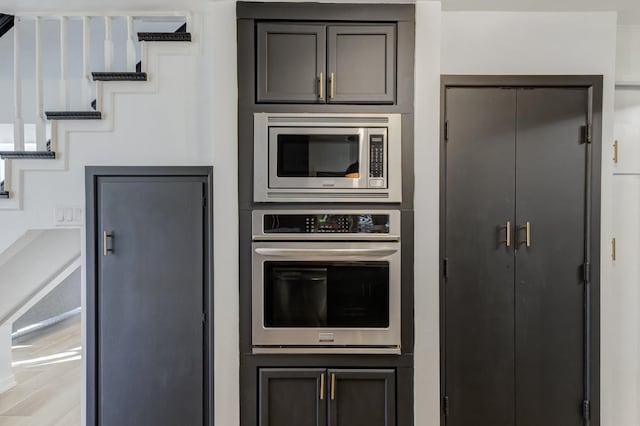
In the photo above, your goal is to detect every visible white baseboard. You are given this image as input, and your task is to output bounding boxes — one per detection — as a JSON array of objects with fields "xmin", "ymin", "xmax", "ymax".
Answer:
[{"xmin": 0, "ymin": 373, "xmax": 16, "ymax": 394}]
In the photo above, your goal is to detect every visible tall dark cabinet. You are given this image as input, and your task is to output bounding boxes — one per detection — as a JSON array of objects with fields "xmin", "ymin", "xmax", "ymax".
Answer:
[
  {"xmin": 440, "ymin": 77, "xmax": 602, "ymax": 426},
  {"xmin": 238, "ymin": 3, "xmax": 415, "ymax": 426},
  {"xmin": 86, "ymin": 167, "xmax": 214, "ymax": 426}
]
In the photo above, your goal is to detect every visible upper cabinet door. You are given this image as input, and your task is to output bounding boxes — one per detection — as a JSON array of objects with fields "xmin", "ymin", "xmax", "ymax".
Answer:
[
  {"xmin": 327, "ymin": 25, "xmax": 396, "ymax": 104},
  {"xmin": 257, "ymin": 23, "xmax": 326, "ymax": 103}
]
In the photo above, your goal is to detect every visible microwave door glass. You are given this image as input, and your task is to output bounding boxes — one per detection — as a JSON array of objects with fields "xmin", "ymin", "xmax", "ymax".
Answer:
[
  {"xmin": 264, "ymin": 262, "xmax": 390, "ymax": 328},
  {"xmin": 276, "ymin": 134, "xmax": 360, "ymax": 178}
]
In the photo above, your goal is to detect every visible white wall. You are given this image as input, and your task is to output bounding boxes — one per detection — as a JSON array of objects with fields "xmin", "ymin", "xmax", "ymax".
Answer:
[
  {"xmin": 413, "ymin": 2, "xmax": 442, "ymax": 425},
  {"xmin": 416, "ymin": 9, "xmax": 618, "ymax": 424}
]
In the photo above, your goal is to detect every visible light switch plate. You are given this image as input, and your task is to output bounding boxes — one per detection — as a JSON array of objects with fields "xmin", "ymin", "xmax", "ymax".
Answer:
[{"xmin": 55, "ymin": 205, "xmax": 83, "ymax": 226}]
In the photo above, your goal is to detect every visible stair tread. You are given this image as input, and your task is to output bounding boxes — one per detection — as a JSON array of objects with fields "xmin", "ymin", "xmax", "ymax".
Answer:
[
  {"xmin": 92, "ymin": 72, "xmax": 147, "ymax": 81},
  {"xmin": 45, "ymin": 111, "xmax": 102, "ymax": 120},
  {"xmin": 0, "ymin": 151, "xmax": 56, "ymax": 159},
  {"xmin": 138, "ymin": 32, "xmax": 191, "ymax": 42}
]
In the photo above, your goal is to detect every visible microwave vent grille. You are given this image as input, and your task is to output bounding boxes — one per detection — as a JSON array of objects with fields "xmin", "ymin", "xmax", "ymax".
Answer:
[{"xmin": 267, "ymin": 116, "xmax": 389, "ymax": 125}]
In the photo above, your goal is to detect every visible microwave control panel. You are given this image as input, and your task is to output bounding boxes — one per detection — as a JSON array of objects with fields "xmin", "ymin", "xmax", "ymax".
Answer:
[
  {"xmin": 369, "ymin": 135, "xmax": 385, "ymax": 178},
  {"xmin": 263, "ymin": 213, "xmax": 390, "ymax": 234}
]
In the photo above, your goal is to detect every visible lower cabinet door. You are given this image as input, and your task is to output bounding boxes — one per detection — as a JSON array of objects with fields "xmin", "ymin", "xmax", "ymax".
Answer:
[
  {"xmin": 259, "ymin": 368, "xmax": 327, "ymax": 426},
  {"xmin": 327, "ymin": 369, "xmax": 396, "ymax": 426}
]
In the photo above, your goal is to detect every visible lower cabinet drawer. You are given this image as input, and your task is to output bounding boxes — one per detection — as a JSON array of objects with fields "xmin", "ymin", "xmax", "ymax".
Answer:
[{"xmin": 259, "ymin": 368, "xmax": 396, "ymax": 426}]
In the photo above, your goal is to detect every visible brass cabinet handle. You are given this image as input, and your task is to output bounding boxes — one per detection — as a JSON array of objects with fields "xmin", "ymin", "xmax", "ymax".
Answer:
[
  {"xmin": 320, "ymin": 373, "xmax": 325, "ymax": 400},
  {"xmin": 613, "ymin": 140, "xmax": 618, "ymax": 164},
  {"xmin": 612, "ymin": 238, "xmax": 616, "ymax": 261},
  {"xmin": 502, "ymin": 221, "xmax": 511, "ymax": 247},
  {"xmin": 518, "ymin": 222, "xmax": 531, "ymax": 248},
  {"xmin": 318, "ymin": 72, "xmax": 324, "ymax": 100},
  {"xmin": 330, "ymin": 373, "xmax": 335, "ymax": 400},
  {"xmin": 329, "ymin": 72, "xmax": 335, "ymax": 99},
  {"xmin": 103, "ymin": 231, "xmax": 113, "ymax": 256}
]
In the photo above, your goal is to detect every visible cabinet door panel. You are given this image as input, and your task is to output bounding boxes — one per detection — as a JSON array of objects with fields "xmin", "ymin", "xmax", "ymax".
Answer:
[
  {"xmin": 328, "ymin": 369, "xmax": 395, "ymax": 426},
  {"xmin": 443, "ymin": 87, "xmax": 517, "ymax": 426},
  {"xmin": 514, "ymin": 88, "xmax": 588, "ymax": 426},
  {"xmin": 327, "ymin": 25, "xmax": 395, "ymax": 104},
  {"xmin": 257, "ymin": 23, "xmax": 326, "ymax": 103},
  {"xmin": 610, "ymin": 176, "xmax": 640, "ymax": 426},
  {"xmin": 259, "ymin": 368, "xmax": 327, "ymax": 426},
  {"xmin": 97, "ymin": 177, "xmax": 206, "ymax": 426},
  {"xmin": 613, "ymin": 88, "xmax": 640, "ymax": 174}
]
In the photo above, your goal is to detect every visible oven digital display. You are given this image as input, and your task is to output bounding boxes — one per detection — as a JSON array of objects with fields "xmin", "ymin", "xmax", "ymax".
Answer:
[{"xmin": 264, "ymin": 214, "xmax": 390, "ymax": 234}]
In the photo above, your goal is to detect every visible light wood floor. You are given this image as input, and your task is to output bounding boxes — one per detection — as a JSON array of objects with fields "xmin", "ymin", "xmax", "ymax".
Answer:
[{"xmin": 0, "ymin": 316, "xmax": 81, "ymax": 426}]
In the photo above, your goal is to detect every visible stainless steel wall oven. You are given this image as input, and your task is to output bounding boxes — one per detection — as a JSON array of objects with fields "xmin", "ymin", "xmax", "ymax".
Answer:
[{"xmin": 252, "ymin": 210, "xmax": 401, "ymax": 354}]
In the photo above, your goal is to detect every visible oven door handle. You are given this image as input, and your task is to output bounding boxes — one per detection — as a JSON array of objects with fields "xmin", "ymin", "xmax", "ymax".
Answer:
[{"xmin": 254, "ymin": 247, "xmax": 399, "ymax": 257}]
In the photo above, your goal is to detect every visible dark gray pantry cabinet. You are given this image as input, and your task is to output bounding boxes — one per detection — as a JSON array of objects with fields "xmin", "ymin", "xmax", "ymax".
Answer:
[
  {"xmin": 259, "ymin": 368, "xmax": 395, "ymax": 426},
  {"xmin": 441, "ymin": 77, "xmax": 602, "ymax": 426},
  {"xmin": 256, "ymin": 22, "xmax": 396, "ymax": 104}
]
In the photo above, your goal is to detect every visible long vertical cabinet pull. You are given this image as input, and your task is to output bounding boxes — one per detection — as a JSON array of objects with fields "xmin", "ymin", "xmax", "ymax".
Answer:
[
  {"xmin": 611, "ymin": 238, "xmax": 616, "ymax": 261},
  {"xmin": 329, "ymin": 72, "xmax": 335, "ymax": 99},
  {"xmin": 318, "ymin": 72, "xmax": 325, "ymax": 100},
  {"xmin": 613, "ymin": 140, "xmax": 618, "ymax": 164},
  {"xmin": 330, "ymin": 373, "xmax": 336, "ymax": 400},
  {"xmin": 320, "ymin": 373, "xmax": 325, "ymax": 400},
  {"xmin": 518, "ymin": 222, "xmax": 531, "ymax": 247},
  {"xmin": 502, "ymin": 221, "xmax": 512, "ymax": 247}
]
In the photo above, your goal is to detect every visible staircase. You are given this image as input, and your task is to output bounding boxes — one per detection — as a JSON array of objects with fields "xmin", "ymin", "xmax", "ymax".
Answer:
[
  {"xmin": 0, "ymin": 12, "xmax": 198, "ymax": 245},
  {"xmin": 0, "ymin": 11, "xmax": 200, "ymax": 393}
]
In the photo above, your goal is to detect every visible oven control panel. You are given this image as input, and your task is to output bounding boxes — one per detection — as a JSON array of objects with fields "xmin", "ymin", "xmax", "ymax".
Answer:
[{"xmin": 254, "ymin": 210, "xmax": 400, "ymax": 240}]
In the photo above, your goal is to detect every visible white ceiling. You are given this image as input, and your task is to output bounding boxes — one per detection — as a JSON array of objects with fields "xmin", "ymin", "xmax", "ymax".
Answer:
[
  {"xmin": 1, "ymin": 0, "xmax": 639, "ymax": 24},
  {"xmin": 442, "ymin": 0, "xmax": 639, "ymax": 24}
]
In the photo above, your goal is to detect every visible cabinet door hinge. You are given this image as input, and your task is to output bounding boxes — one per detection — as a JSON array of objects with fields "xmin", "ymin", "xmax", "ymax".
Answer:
[
  {"xmin": 443, "ymin": 258, "xmax": 449, "ymax": 281},
  {"xmin": 444, "ymin": 120, "xmax": 449, "ymax": 141},
  {"xmin": 582, "ymin": 400, "xmax": 591, "ymax": 420},
  {"xmin": 582, "ymin": 123, "xmax": 592, "ymax": 144},
  {"xmin": 582, "ymin": 262, "xmax": 591, "ymax": 283},
  {"xmin": 443, "ymin": 395, "xmax": 450, "ymax": 417}
]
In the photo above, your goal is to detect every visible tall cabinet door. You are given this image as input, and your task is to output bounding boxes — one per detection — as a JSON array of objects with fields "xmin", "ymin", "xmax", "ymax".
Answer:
[
  {"xmin": 95, "ymin": 176, "xmax": 207, "ymax": 426},
  {"xmin": 256, "ymin": 23, "xmax": 326, "ymax": 103},
  {"xmin": 514, "ymin": 88, "xmax": 589, "ymax": 426},
  {"xmin": 443, "ymin": 88, "xmax": 517, "ymax": 426}
]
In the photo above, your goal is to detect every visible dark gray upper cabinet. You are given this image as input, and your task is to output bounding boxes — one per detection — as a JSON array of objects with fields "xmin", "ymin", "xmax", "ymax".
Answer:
[
  {"xmin": 259, "ymin": 368, "xmax": 327, "ymax": 426},
  {"xmin": 327, "ymin": 25, "xmax": 395, "ymax": 104},
  {"xmin": 256, "ymin": 22, "xmax": 396, "ymax": 104},
  {"xmin": 328, "ymin": 369, "xmax": 396, "ymax": 426},
  {"xmin": 257, "ymin": 23, "xmax": 326, "ymax": 103}
]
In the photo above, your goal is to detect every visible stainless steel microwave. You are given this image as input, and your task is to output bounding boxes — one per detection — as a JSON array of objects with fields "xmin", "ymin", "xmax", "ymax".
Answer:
[{"xmin": 254, "ymin": 113, "xmax": 402, "ymax": 203}]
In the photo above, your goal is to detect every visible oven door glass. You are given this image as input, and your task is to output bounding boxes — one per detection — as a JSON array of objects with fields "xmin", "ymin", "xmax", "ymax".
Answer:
[
  {"xmin": 264, "ymin": 261, "xmax": 389, "ymax": 328},
  {"xmin": 269, "ymin": 127, "xmax": 367, "ymax": 189}
]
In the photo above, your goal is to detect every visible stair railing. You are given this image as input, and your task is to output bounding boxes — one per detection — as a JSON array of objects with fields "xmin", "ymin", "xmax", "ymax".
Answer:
[{"xmin": 8, "ymin": 12, "xmax": 190, "ymax": 154}]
